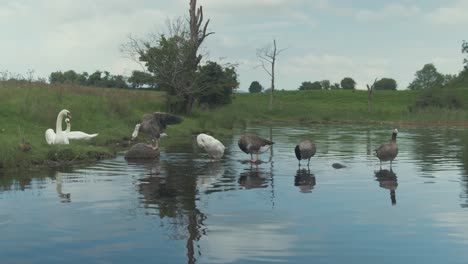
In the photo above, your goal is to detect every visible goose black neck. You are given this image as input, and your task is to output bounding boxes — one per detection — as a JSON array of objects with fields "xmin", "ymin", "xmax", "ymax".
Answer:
[{"xmin": 391, "ymin": 132, "xmax": 397, "ymax": 142}]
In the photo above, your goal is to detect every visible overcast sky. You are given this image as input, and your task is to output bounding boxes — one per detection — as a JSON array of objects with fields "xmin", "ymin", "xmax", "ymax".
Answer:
[{"xmin": 1, "ymin": 0, "xmax": 467, "ymax": 90}]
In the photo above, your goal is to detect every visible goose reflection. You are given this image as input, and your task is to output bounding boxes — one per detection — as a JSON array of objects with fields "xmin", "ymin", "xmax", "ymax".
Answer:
[
  {"xmin": 238, "ymin": 165, "xmax": 270, "ymax": 189},
  {"xmin": 375, "ymin": 169, "xmax": 398, "ymax": 205},
  {"xmin": 294, "ymin": 168, "xmax": 316, "ymax": 193}
]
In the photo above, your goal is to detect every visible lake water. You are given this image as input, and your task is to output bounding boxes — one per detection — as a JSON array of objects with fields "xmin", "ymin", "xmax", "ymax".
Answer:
[{"xmin": 2, "ymin": 124, "xmax": 468, "ymax": 263}]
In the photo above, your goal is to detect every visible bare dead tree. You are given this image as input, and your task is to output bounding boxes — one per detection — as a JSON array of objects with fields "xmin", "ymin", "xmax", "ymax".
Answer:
[
  {"xmin": 257, "ymin": 39, "xmax": 286, "ymax": 111},
  {"xmin": 366, "ymin": 78, "xmax": 378, "ymax": 113}
]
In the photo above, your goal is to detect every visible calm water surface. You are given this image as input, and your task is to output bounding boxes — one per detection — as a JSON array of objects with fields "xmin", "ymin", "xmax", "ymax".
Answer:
[{"xmin": 2, "ymin": 125, "xmax": 468, "ymax": 263}]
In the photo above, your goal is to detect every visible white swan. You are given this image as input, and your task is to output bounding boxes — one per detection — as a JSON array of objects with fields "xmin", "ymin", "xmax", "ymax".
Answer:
[
  {"xmin": 197, "ymin": 133, "xmax": 225, "ymax": 160},
  {"xmin": 64, "ymin": 118, "xmax": 98, "ymax": 140},
  {"xmin": 45, "ymin": 109, "xmax": 71, "ymax": 145}
]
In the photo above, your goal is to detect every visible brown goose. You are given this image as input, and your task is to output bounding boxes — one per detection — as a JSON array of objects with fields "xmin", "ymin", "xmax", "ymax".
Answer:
[
  {"xmin": 375, "ymin": 129, "xmax": 398, "ymax": 169},
  {"xmin": 131, "ymin": 112, "xmax": 182, "ymax": 148},
  {"xmin": 238, "ymin": 134, "xmax": 274, "ymax": 163},
  {"xmin": 295, "ymin": 139, "xmax": 316, "ymax": 167},
  {"xmin": 19, "ymin": 138, "xmax": 32, "ymax": 152}
]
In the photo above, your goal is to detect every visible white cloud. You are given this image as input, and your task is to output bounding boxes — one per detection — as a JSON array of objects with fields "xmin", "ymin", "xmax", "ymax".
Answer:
[
  {"xmin": 202, "ymin": 218, "xmax": 298, "ymax": 263},
  {"xmin": 427, "ymin": 0, "xmax": 468, "ymax": 25},
  {"xmin": 353, "ymin": 3, "xmax": 421, "ymax": 22}
]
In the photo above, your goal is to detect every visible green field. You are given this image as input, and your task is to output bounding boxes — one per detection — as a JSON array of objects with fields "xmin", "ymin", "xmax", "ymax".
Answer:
[{"xmin": 1, "ymin": 81, "xmax": 468, "ymax": 169}]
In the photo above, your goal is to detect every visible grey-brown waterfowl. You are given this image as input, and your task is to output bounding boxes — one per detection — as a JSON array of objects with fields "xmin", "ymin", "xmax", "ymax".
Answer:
[
  {"xmin": 295, "ymin": 139, "xmax": 316, "ymax": 167},
  {"xmin": 19, "ymin": 138, "xmax": 32, "ymax": 152},
  {"xmin": 131, "ymin": 112, "xmax": 182, "ymax": 148},
  {"xmin": 238, "ymin": 134, "xmax": 274, "ymax": 163},
  {"xmin": 375, "ymin": 129, "xmax": 398, "ymax": 169}
]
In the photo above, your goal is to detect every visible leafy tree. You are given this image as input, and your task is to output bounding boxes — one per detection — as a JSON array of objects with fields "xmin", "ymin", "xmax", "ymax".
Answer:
[
  {"xmin": 49, "ymin": 71, "xmax": 65, "ymax": 83},
  {"xmin": 298, "ymin": 81, "xmax": 318, "ymax": 90},
  {"xmin": 340, "ymin": 77, "xmax": 356, "ymax": 90},
  {"xmin": 123, "ymin": 0, "xmax": 213, "ymax": 114},
  {"xmin": 248, "ymin": 81, "xmax": 263, "ymax": 93},
  {"xmin": 196, "ymin": 61, "xmax": 239, "ymax": 108},
  {"xmin": 330, "ymin": 83, "xmax": 341, "ymax": 89},
  {"xmin": 320, "ymin": 80, "xmax": 330, "ymax": 90},
  {"xmin": 77, "ymin": 72, "xmax": 88, "ymax": 85},
  {"xmin": 128, "ymin": 70, "xmax": 156, "ymax": 88},
  {"xmin": 463, "ymin": 40, "xmax": 468, "ymax": 70},
  {"xmin": 374, "ymin": 78, "xmax": 397, "ymax": 90},
  {"xmin": 62, "ymin": 70, "xmax": 79, "ymax": 83},
  {"xmin": 87, "ymin": 71, "xmax": 102, "ymax": 87},
  {"xmin": 407, "ymin": 63, "xmax": 444, "ymax": 90}
]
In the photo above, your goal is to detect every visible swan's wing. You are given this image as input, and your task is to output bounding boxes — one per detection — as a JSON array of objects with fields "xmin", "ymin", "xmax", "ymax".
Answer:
[
  {"xmin": 67, "ymin": 131, "xmax": 98, "ymax": 140},
  {"xmin": 45, "ymin": 129, "xmax": 56, "ymax": 145}
]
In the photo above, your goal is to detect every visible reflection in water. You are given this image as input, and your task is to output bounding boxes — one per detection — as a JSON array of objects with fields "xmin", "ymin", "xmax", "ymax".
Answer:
[
  {"xmin": 5, "ymin": 125, "xmax": 468, "ymax": 263},
  {"xmin": 294, "ymin": 168, "xmax": 316, "ymax": 193},
  {"xmin": 197, "ymin": 162, "xmax": 225, "ymax": 189},
  {"xmin": 136, "ymin": 159, "xmax": 206, "ymax": 264},
  {"xmin": 375, "ymin": 169, "xmax": 398, "ymax": 206},
  {"xmin": 55, "ymin": 172, "xmax": 71, "ymax": 203},
  {"xmin": 238, "ymin": 165, "xmax": 270, "ymax": 189}
]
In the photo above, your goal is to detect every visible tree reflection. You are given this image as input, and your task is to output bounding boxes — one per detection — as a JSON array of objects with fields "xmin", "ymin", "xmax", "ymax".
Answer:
[
  {"xmin": 374, "ymin": 169, "xmax": 398, "ymax": 206},
  {"xmin": 136, "ymin": 159, "xmax": 206, "ymax": 264},
  {"xmin": 294, "ymin": 168, "xmax": 316, "ymax": 193}
]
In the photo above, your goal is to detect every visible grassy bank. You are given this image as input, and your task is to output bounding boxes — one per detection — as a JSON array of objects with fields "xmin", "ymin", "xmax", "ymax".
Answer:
[
  {"xmin": 2, "ymin": 81, "xmax": 468, "ymax": 170},
  {"xmin": 196, "ymin": 89, "xmax": 468, "ymax": 125},
  {"xmin": 0, "ymin": 80, "xmax": 167, "ymax": 169}
]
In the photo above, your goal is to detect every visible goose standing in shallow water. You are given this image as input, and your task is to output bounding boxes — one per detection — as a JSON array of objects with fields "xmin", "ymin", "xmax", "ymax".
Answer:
[
  {"xmin": 375, "ymin": 129, "xmax": 398, "ymax": 169},
  {"xmin": 295, "ymin": 139, "xmax": 316, "ymax": 167},
  {"xmin": 238, "ymin": 134, "xmax": 274, "ymax": 163},
  {"xmin": 197, "ymin": 133, "xmax": 225, "ymax": 160}
]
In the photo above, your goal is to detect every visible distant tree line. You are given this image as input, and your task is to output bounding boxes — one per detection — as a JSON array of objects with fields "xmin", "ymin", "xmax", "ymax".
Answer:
[{"xmin": 49, "ymin": 70, "xmax": 129, "ymax": 88}]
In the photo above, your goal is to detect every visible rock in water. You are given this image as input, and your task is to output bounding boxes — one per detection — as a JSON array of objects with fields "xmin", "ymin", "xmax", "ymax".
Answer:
[{"xmin": 125, "ymin": 143, "xmax": 160, "ymax": 160}]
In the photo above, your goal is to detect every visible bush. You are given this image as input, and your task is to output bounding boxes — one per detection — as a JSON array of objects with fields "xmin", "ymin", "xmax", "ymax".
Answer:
[{"xmin": 410, "ymin": 88, "xmax": 463, "ymax": 111}]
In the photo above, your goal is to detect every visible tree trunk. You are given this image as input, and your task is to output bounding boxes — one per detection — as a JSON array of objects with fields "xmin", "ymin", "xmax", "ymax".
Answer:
[{"xmin": 268, "ymin": 40, "xmax": 277, "ymax": 111}]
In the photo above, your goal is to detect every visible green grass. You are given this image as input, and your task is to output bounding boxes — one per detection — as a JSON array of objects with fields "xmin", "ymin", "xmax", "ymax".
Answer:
[
  {"xmin": 202, "ymin": 89, "xmax": 420, "ymax": 123},
  {"xmin": 0, "ymin": 80, "xmax": 166, "ymax": 169},
  {"xmin": 2, "ymin": 81, "xmax": 468, "ymax": 170}
]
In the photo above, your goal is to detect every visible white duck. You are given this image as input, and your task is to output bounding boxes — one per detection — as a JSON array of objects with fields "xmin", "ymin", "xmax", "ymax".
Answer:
[
  {"xmin": 45, "ymin": 109, "xmax": 72, "ymax": 145},
  {"xmin": 64, "ymin": 118, "xmax": 98, "ymax": 140},
  {"xmin": 197, "ymin": 133, "xmax": 225, "ymax": 160}
]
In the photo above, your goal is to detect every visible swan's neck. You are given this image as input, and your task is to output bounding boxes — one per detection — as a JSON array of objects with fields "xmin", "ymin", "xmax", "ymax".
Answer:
[
  {"xmin": 56, "ymin": 112, "xmax": 65, "ymax": 134},
  {"xmin": 66, "ymin": 123, "xmax": 71, "ymax": 133}
]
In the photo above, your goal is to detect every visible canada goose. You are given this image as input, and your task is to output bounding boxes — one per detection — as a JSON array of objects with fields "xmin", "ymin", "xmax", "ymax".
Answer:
[
  {"xmin": 197, "ymin": 133, "xmax": 225, "ymax": 160},
  {"xmin": 375, "ymin": 129, "xmax": 398, "ymax": 169},
  {"xmin": 295, "ymin": 139, "xmax": 316, "ymax": 167},
  {"xmin": 238, "ymin": 134, "xmax": 274, "ymax": 163},
  {"xmin": 131, "ymin": 112, "xmax": 182, "ymax": 148}
]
